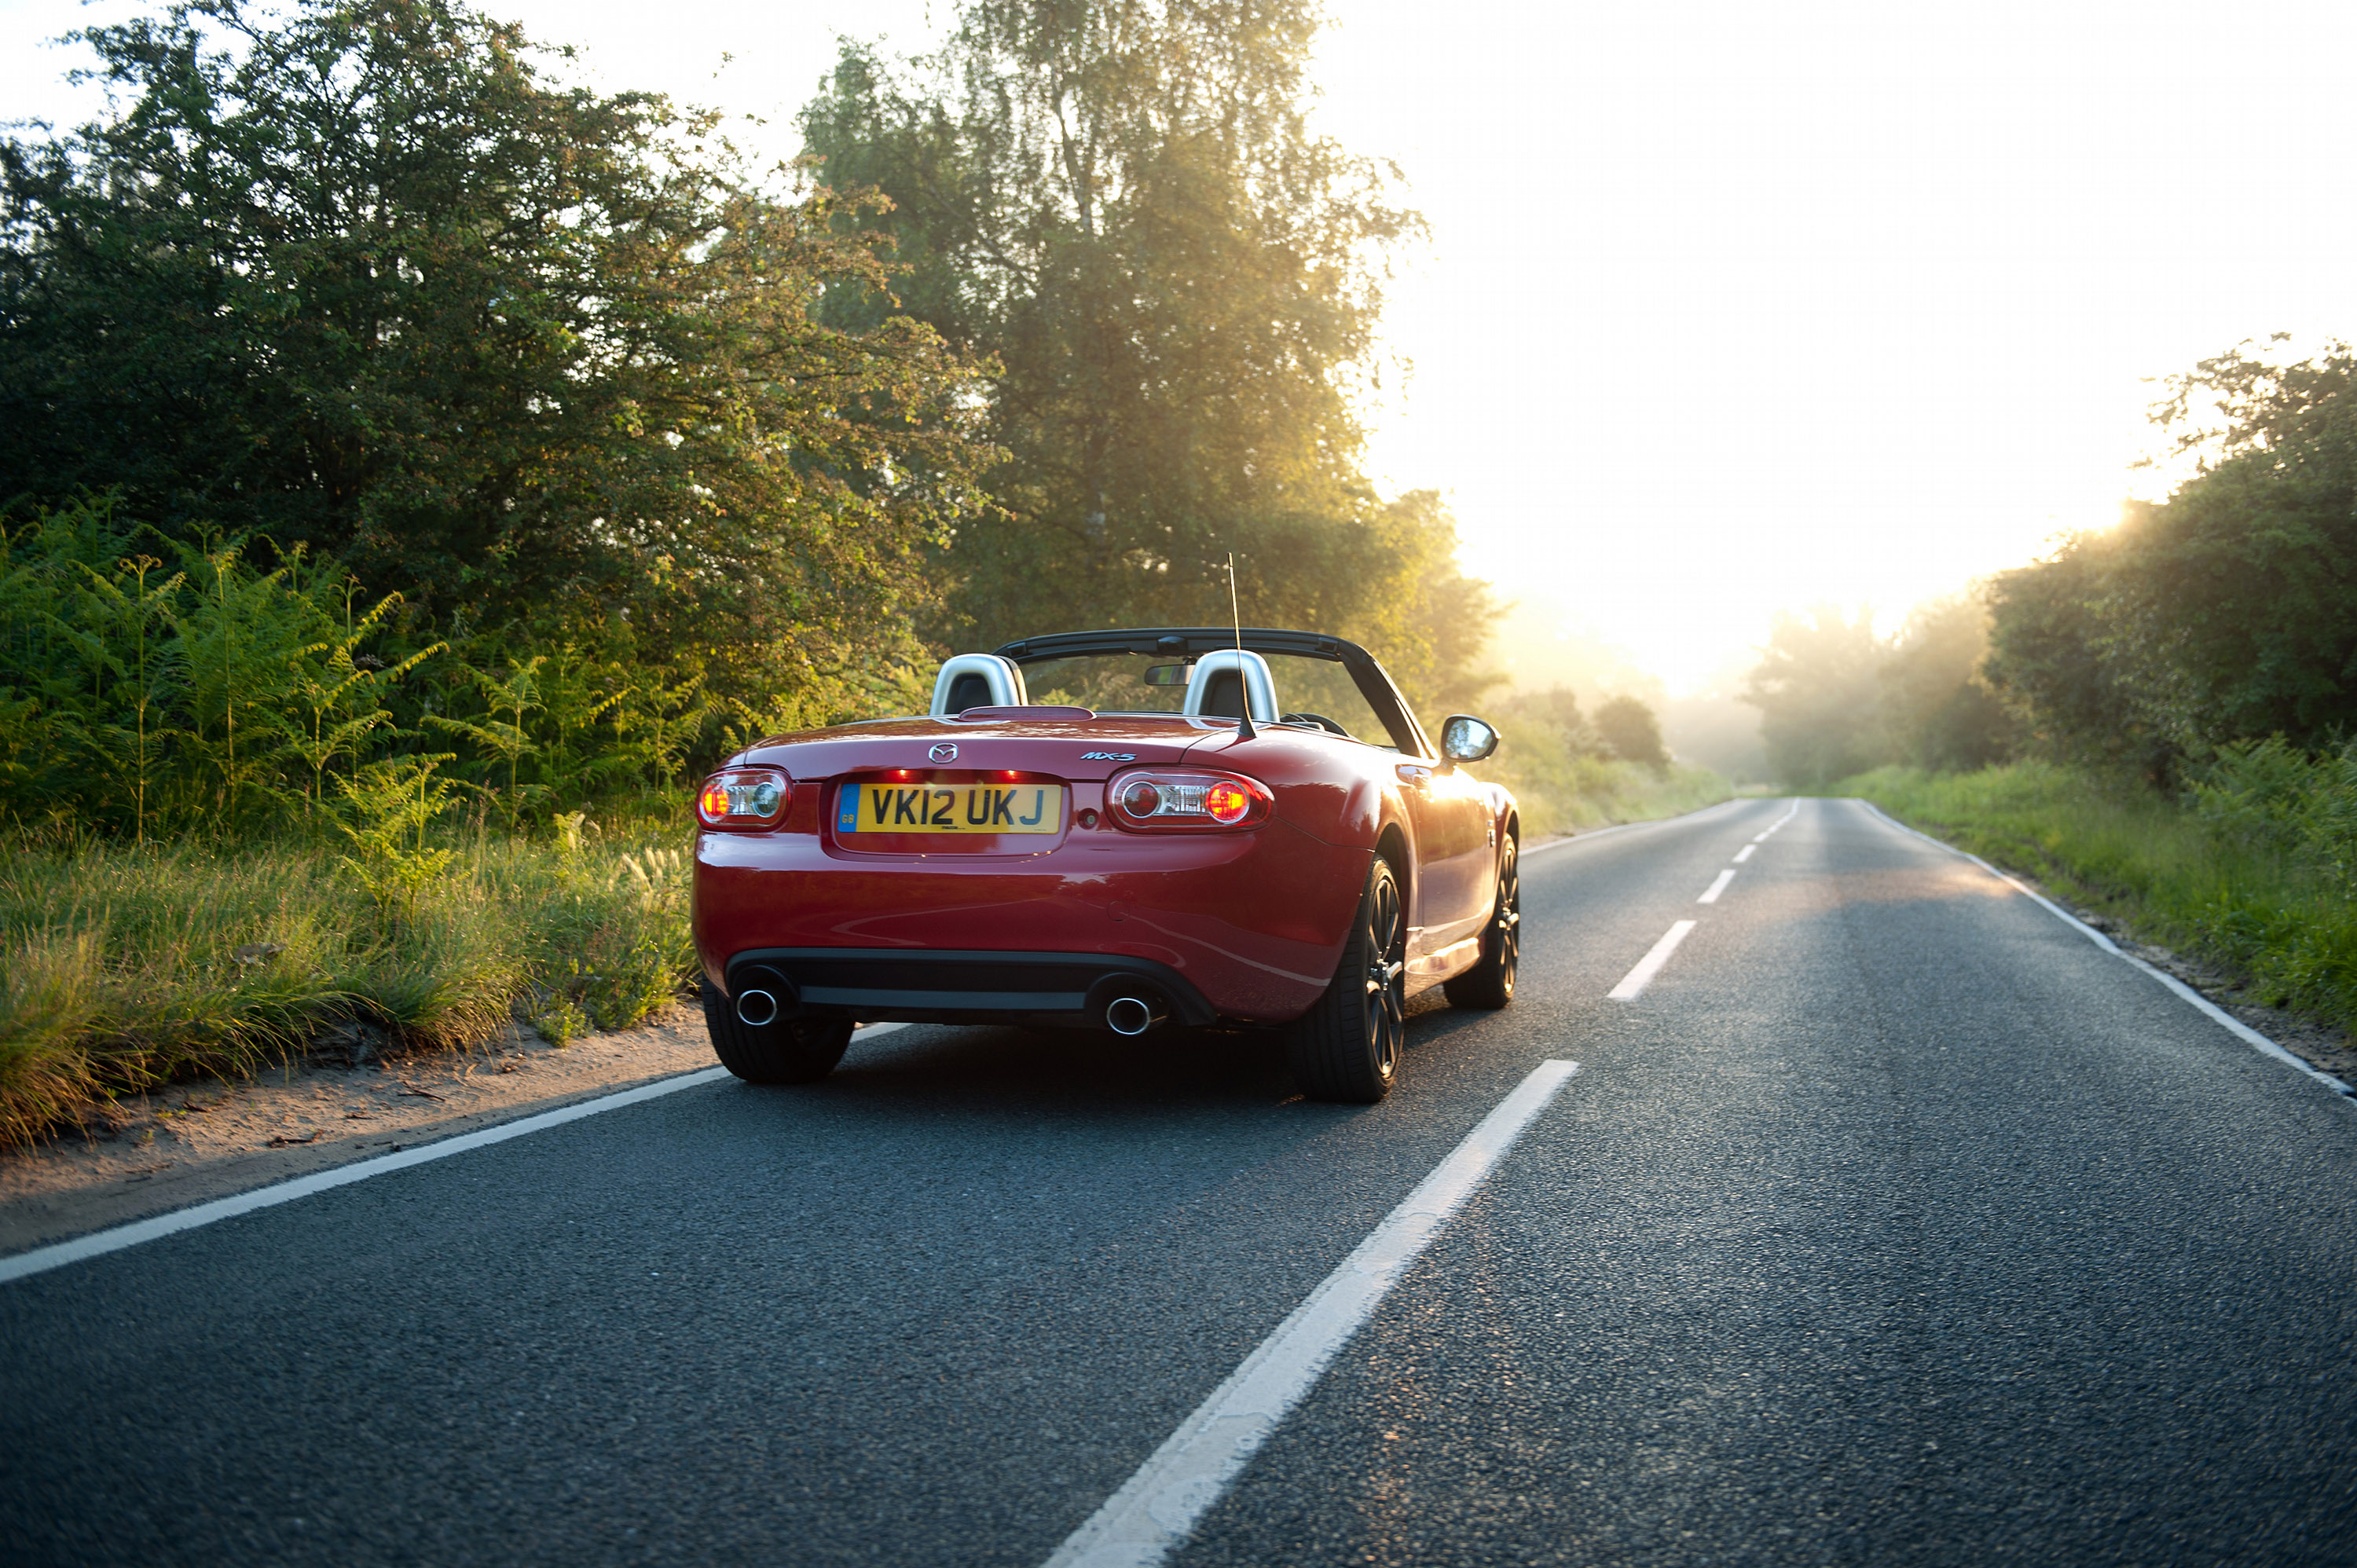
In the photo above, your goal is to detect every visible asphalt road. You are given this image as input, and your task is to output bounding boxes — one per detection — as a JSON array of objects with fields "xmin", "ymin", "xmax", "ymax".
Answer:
[{"xmin": 5, "ymin": 798, "xmax": 2355, "ymax": 1566}]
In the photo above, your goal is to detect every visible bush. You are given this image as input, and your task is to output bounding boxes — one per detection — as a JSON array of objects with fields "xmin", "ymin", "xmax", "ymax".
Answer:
[
  {"xmin": 1593, "ymin": 694, "xmax": 1670, "ymax": 771},
  {"xmin": 2187, "ymin": 736, "xmax": 2357, "ymax": 884}
]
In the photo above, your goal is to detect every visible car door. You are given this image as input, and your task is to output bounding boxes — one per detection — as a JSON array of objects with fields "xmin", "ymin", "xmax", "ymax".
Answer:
[{"xmin": 1398, "ymin": 755, "xmax": 1494, "ymax": 960}]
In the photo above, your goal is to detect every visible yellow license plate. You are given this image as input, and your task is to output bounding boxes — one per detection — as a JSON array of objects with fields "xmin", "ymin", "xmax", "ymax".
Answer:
[{"xmin": 839, "ymin": 782, "xmax": 1064, "ymax": 834}]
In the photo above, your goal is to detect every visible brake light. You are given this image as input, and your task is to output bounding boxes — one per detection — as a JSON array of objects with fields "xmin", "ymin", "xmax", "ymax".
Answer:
[
  {"xmin": 697, "ymin": 767, "xmax": 792, "ymax": 829},
  {"xmin": 1106, "ymin": 768, "xmax": 1274, "ymax": 831}
]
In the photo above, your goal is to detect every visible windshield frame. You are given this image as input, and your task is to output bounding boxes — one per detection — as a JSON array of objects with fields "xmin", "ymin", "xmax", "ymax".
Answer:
[{"xmin": 994, "ymin": 628, "xmax": 1433, "ymax": 757}]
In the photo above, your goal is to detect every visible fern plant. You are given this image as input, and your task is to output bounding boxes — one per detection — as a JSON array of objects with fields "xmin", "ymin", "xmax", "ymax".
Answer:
[
  {"xmin": 288, "ymin": 577, "xmax": 440, "ymax": 821},
  {"xmin": 49, "ymin": 551, "xmax": 185, "ymax": 843},
  {"xmin": 427, "ymin": 655, "xmax": 548, "ymax": 825},
  {"xmin": 330, "ymin": 754, "xmax": 461, "ymax": 921}
]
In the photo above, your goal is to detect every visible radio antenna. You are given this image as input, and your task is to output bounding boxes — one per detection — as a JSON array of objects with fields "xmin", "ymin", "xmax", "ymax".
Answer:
[{"xmin": 1227, "ymin": 552, "xmax": 1255, "ymax": 741}]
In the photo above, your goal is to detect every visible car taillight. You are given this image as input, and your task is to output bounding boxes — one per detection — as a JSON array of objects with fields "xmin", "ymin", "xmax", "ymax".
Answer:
[
  {"xmin": 697, "ymin": 767, "xmax": 792, "ymax": 830},
  {"xmin": 1106, "ymin": 768, "xmax": 1273, "ymax": 831}
]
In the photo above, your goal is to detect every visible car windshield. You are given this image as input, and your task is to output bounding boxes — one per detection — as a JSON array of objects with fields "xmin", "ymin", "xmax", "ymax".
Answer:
[{"xmin": 1019, "ymin": 651, "xmax": 1406, "ymax": 750}]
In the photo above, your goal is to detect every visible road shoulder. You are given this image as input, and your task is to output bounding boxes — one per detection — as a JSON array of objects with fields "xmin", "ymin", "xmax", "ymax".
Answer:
[
  {"xmin": 0, "ymin": 1009, "xmax": 715, "ymax": 1258},
  {"xmin": 1863, "ymin": 801, "xmax": 2357, "ymax": 1085}
]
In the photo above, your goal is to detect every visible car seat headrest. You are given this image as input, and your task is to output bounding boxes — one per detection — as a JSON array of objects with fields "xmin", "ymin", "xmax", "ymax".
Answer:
[
  {"xmin": 1182, "ymin": 649, "xmax": 1277, "ymax": 724},
  {"xmin": 930, "ymin": 654, "xmax": 1028, "ymax": 716}
]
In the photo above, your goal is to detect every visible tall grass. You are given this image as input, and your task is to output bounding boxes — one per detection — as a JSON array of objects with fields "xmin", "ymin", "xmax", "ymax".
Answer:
[
  {"xmin": 1844, "ymin": 760, "xmax": 2357, "ymax": 1031},
  {"xmin": 0, "ymin": 815, "xmax": 697, "ymax": 1147}
]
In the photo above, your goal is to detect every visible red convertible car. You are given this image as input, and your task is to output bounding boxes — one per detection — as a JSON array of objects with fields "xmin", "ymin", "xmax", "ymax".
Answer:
[{"xmin": 690, "ymin": 628, "xmax": 1518, "ymax": 1102}]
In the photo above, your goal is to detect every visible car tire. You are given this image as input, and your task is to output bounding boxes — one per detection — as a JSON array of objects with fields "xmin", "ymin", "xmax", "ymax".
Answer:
[
  {"xmin": 1443, "ymin": 835, "xmax": 1519, "ymax": 1011},
  {"xmin": 1287, "ymin": 855, "xmax": 1408, "ymax": 1104},
  {"xmin": 702, "ymin": 984, "xmax": 854, "ymax": 1084}
]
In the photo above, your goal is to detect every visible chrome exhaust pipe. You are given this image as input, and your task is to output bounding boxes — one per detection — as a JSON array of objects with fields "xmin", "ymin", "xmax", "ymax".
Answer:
[
  {"xmin": 735, "ymin": 988, "xmax": 780, "ymax": 1028},
  {"xmin": 1105, "ymin": 995, "xmax": 1166, "ymax": 1037}
]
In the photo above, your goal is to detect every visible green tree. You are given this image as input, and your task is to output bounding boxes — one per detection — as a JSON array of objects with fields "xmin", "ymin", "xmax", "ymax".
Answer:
[
  {"xmin": 1318, "ymin": 489, "xmax": 1499, "ymax": 721},
  {"xmin": 1593, "ymin": 694, "xmax": 1669, "ymax": 771},
  {"xmin": 1509, "ymin": 687, "xmax": 1608, "ymax": 760},
  {"xmin": 0, "ymin": 0, "xmax": 993, "ymax": 709},
  {"xmin": 2124, "ymin": 339, "xmax": 2357, "ymax": 748},
  {"xmin": 797, "ymin": 0, "xmax": 1439, "ymax": 647},
  {"xmin": 1985, "ymin": 339, "xmax": 2357, "ymax": 778},
  {"xmin": 1981, "ymin": 528, "xmax": 2176, "ymax": 778},
  {"xmin": 1879, "ymin": 595, "xmax": 2014, "ymax": 771},
  {"xmin": 1744, "ymin": 607, "xmax": 1886, "ymax": 789}
]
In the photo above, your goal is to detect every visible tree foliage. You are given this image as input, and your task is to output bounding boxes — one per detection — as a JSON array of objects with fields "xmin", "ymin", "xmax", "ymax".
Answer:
[
  {"xmin": 1593, "ymin": 694, "xmax": 1668, "ymax": 771},
  {"xmin": 797, "ymin": 0, "xmax": 1486, "ymax": 694},
  {"xmin": 1744, "ymin": 607, "xmax": 1886, "ymax": 789},
  {"xmin": 1745, "ymin": 598, "xmax": 2013, "ymax": 789},
  {"xmin": 1981, "ymin": 529, "xmax": 2172, "ymax": 777},
  {"xmin": 1985, "ymin": 339, "xmax": 2357, "ymax": 779},
  {"xmin": 1879, "ymin": 596, "xmax": 2014, "ymax": 772},
  {"xmin": 0, "ymin": 0, "xmax": 994, "ymax": 707},
  {"xmin": 0, "ymin": 0, "xmax": 1514, "ymax": 842}
]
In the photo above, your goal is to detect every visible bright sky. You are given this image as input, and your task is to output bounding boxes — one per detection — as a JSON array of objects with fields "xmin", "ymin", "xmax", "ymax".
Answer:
[{"xmin": 8, "ymin": 0, "xmax": 2355, "ymax": 693}]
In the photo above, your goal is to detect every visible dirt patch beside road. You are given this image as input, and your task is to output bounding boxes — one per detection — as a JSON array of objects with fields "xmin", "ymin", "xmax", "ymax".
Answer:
[{"xmin": 0, "ymin": 1009, "xmax": 717, "ymax": 1258}]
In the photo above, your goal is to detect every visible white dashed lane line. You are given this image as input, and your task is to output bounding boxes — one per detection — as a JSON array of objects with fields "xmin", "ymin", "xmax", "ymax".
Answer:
[
  {"xmin": 1596, "ymin": 802, "xmax": 1791, "ymax": 1001},
  {"xmin": 1609, "ymin": 921, "xmax": 1698, "ymax": 1001}
]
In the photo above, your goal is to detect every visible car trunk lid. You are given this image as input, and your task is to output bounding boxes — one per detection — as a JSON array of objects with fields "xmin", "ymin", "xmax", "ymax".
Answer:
[{"xmin": 743, "ymin": 713, "xmax": 1232, "ymax": 856}]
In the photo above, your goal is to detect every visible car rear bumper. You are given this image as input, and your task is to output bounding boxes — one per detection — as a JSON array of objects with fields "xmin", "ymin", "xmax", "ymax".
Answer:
[
  {"xmin": 693, "ymin": 815, "xmax": 1368, "ymax": 1024},
  {"xmin": 722, "ymin": 949, "xmax": 1219, "ymax": 1029}
]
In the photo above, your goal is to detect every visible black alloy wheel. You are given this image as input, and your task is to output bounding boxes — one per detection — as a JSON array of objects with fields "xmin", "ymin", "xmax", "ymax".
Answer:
[
  {"xmin": 1444, "ymin": 835, "xmax": 1519, "ymax": 1010},
  {"xmin": 1287, "ymin": 856, "xmax": 1408, "ymax": 1103},
  {"xmin": 703, "ymin": 984, "xmax": 855, "ymax": 1084}
]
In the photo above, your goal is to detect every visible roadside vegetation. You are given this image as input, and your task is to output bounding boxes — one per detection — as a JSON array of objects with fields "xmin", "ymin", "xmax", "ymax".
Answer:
[
  {"xmin": 0, "ymin": 822, "xmax": 694, "ymax": 1149},
  {"xmin": 1747, "ymin": 337, "xmax": 2357, "ymax": 1037},
  {"xmin": 1842, "ymin": 756, "xmax": 2357, "ymax": 1033},
  {"xmin": 1481, "ymin": 686, "xmax": 1731, "ymax": 837}
]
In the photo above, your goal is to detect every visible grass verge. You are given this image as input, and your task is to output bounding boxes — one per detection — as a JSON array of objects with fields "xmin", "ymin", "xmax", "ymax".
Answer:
[
  {"xmin": 1842, "ymin": 761, "xmax": 2357, "ymax": 1034},
  {"xmin": 0, "ymin": 820, "xmax": 697, "ymax": 1149},
  {"xmin": 1482, "ymin": 751, "xmax": 1735, "ymax": 839}
]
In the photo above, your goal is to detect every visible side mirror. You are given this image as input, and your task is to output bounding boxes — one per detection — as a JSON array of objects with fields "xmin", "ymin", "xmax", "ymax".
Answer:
[{"xmin": 1441, "ymin": 714, "xmax": 1499, "ymax": 764}]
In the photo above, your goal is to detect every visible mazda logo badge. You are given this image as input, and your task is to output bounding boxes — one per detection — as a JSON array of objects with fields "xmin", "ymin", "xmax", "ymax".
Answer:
[{"xmin": 929, "ymin": 742, "xmax": 959, "ymax": 762}]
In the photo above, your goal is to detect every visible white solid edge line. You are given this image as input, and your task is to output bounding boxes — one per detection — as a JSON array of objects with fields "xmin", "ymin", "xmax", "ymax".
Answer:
[
  {"xmin": 1608, "ymin": 920, "xmax": 1698, "ymax": 1001},
  {"xmin": 1854, "ymin": 800, "xmax": 2355, "ymax": 1097},
  {"xmin": 1697, "ymin": 870, "xmax": 1736, "ymax": 904},
  {"xmin": 1043, "ymin": 1059, "xmax": 1582, "ymax": 1568},
  {"xmin": 0, "ymin": 1021, "xmax": 913, "ymax": 1286}
]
